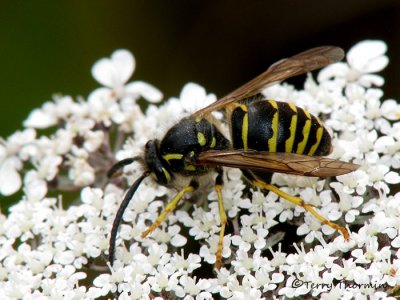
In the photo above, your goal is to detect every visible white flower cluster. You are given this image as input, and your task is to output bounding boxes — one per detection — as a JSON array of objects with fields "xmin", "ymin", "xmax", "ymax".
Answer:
[{"xmin": 0, "ymin": 40, "xmax": 399, "ymax": 299}]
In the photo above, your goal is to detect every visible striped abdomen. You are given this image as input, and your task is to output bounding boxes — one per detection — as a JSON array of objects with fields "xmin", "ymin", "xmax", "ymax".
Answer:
[{"xmin": 231, "ymin": 100, "xmax": 332, "ymax": 156}]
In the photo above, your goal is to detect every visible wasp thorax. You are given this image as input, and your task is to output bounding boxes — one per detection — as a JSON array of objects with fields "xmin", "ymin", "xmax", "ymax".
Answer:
[{"xmin": 144, "ymin": 140, "xmax": 172, "ymax": 185}]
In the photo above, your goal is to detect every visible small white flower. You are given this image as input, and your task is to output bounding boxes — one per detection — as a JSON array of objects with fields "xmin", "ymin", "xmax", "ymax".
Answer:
[
  {"xmin": 166, "ymin": 250, "xmax": 201, "ymax": 274},
  {"xmin": 181, "ymin": 208, "xmax": 217, "ymax": 240},
  {"xmin": 352, "ymin": 236, "xmax": 391, "ymax": 264},
  {"xmin": 179, "ymin": 82, "xmax": 218, "ymax": 115},
  {"xmin": 318, "ymin": 40, "xmax": 388, "ymax": 87},
  {"xmin": 380, "ymin": 99, "xmax": 400, "ymax": 120},
  {"xmin": 231, "ymin": 226, "xmax": 268, "ymax": 251},
  {"xmin": 269, "ymin": 244, "xmax": 287, "ymax": 268},
  {"xmin": 0, "ymin": 156, "xmax": 23, "ymax": 196},
  {"xmin": 24, "ymin": 96, "xmax": 77, "ymax": 129},
  {"xmin": 332, "ymin": 169, "xmax": 369, "ymax": 195},
  {"xmin": 91, "ymin": 49, "xmax": 163, "ymax": 103},
  {"xmin": 23, "ymin": 170, "xmax": 48, "ymax": 201},
  {"xmin": 347, "ymin": 41, "xmax": 388, "ymax": 74},
  {"xmin": 231, "ymin": 249, "xmax": 266, "ymax": 275},
  {"xmin": 199, "ymin": 235, "xmax": 231, "ymax": 266},
  {"xmin": 0, "ymin": 129, "xmax": 36, "ymax": 196},
  {"xmin": 296, "ymin": 211, "xmax": 336, "ymax": 243},
  {"xmin": 175, "ymin": 275, "xmax": 211, "ymax": 298}
]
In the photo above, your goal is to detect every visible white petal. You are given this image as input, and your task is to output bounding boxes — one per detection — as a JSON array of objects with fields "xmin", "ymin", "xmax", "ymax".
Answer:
[
  {"xmin": 111, "ymin": 49, "xmax": 135, "ymax": 82},
  {"xmin": 125, "ymin": 81, "xmax": 163, "ymax": 103},
  {"xmin": 272, "ymin": 273, "xmax": 284, "ymax": 283},
  {"xmin": 92, "ymin": 49, "xmax": 135, "ymax": 88},
  {"xmin": 181, "ymin": 82, "xmax": 207, "ymax": 103},
  {"xmin": 374, "ymin": 136, "xmax": 394, "ymax": 153},
  {"xmin": 179, "ymin": 82, "xmax": 215, "ymax": 112},
  {"xmin": 347, "ymin": 40, "xmax": 388, "ymax": 73},
  {"xmin": 0, "ymin": 146, "xmax": 6, "ymax": 161},
  {"xmin": 344, "ymin": 83, "xmax": 365, "ymax": 100},
  {"xmin": 56, "ymin": 250, "xmax": 76, "ymax": 265},
  {"xmin": 88, "ymin": 87, "xmax": 114, "ymax": 103},
  {"xmin": 12, "ymin": 128, "xmax": 37, "ymax": 145},
  {"xmin": 362, "ymin": 56, "xmax": 389, "ymax": 73},
  {"xmin": 26, "ymin": 178, "xmax": 47, "ymax": 201},
  {"xmin": 171, "ymin": 234, "xmax": 187, "ymax": 247},
  {"xmin": 328, "ymin": 210, "xmax": 341, "ymax": 220},
  {"xmin": 392, "ymin": 237, "xmax": 400, "ymax": 248},
  {"xmin": 23, "ymin": 108, "xmax": 58, "ymax": 128},
  {"xmin": 365, "ymin": 151, "xmax": 379, "ymax": 164},
  {"xmin": 296, "ymin": 223, "xmax": 309, "ymax": 235},
  {"xmin": 358, "ymin": 74, "xmax": 384, "ymax": 87},
  {"xmin": 381, "ymin": 99, "xmax": 400, "ymax": 120},
  {"xmin": 0, "ymin": 160, "xmax": 22, "ymax": 195},
  {"xmin": 317, "ymin": 62, "xmax": 349, "ymax": 82},
  {"xmin": 92, "ymin": 58, "xmax": 117, "ymax": 87},
  {"xmin": 384, "ymin": 171, "xmax": 400, "ymax": 184},
  {"xmin": 84, "ymin": 130, "xmax": 104, "ymax": 152},
  {"xmin": 81, "ymin": 187, "xmax": 103, "ymax": 204}
]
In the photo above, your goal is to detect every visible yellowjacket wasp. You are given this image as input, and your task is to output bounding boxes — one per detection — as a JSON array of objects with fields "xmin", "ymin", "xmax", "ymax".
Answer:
[{"xmin": 108, "ymin": 46, "xmax": 359, "ymax": 268}]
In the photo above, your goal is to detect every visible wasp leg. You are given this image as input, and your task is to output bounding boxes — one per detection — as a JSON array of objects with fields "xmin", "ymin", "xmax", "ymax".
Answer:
[
  {"xmin": 141, "ymin": 180, "xmax": 198, "ymax": 238},
  {"xmin": 214, "ymin": 168, "xmax": 227, "ymax": 269},
  {"xmin": 250, "ymin": 178, "xmax": 349, "ymax": 240}
]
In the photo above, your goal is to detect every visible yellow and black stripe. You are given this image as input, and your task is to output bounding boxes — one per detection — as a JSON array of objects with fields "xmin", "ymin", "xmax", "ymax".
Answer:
[
  {"xmin": 231, "ymin": 100, "xmax": 331, "ymax": 156},
  {"xmin": 159, "ymin": 117, "xmax": 230, "ymax": 176}
]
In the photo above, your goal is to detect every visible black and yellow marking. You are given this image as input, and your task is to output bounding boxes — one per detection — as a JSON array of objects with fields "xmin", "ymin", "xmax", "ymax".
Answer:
[
  {"xmin": 231, "ymin": 100, "xmax": 331, "ymax": 156},
  {"xmin": 267, "ymin": 100, "xmax": 279, "ymax": 152},
  {"xmin": 210, "ymin": 137, "xmax": 217, "ymax": 148},
  {"xmin": 230, "ymin": 104, "xmax": 249, "ymax": 150},
  {"xmin": 184, "ymin": 165, "xmax": 197, "ymax": 171},
  {"xmin": 162, "ymin": 167, "xmax": 172, "ymax": 184},
  {"xmin": 296, "ymin": 109, "xmax": 312, "ymax": 154},
  {"xmin": 240, "ymin": 105, "xmax": 249, "ymax": 150},
  {"xmin": 162, "ymin": 153, "xmax": 184, "ymax": 164},
  {"xmin": 308, "ymin": 126, "xmax": 324, "ymax": 155},
  {"xmin": 197, "ymin": 132, "xmax": 207, "ymax": 146},
  {"xmin": 285, "ymin": 103, "xmax": 298, "ymax": 152},
  {"xmin": 159, "ymin": 118, "xmax": 230, "ymax": 174}
]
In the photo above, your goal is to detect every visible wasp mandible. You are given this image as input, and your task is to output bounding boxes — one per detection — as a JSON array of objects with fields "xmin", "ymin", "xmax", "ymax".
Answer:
[{"xmin": 108, "ymin": 46, "xmax": 359, "ymax": 269}]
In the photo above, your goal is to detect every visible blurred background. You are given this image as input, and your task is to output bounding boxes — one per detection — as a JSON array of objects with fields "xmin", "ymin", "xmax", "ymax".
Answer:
[
  {"xmin": 0, "ymin": 1, "xmax": 399, "ymax": 205},
  {"xmin": 1, "ymin": 0, "xmax": 400, "ymax": 137}
]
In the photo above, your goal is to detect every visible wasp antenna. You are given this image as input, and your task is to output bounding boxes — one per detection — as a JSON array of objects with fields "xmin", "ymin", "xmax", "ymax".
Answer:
[
  {"xmin": 108, "ymin": 171, "xmax": 150, "ymax": 265},
  {"xmin": 107, "ymin": 157, "xmax": 139, "ymax": 178}
]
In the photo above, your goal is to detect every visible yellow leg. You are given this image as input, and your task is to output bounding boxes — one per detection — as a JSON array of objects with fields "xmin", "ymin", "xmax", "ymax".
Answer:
[
  {"xmin": 251, "ymin": 179, "xmax": 349, "ymax": 240},
  {"xmin": 215, "ymin": 170, "xmax": 227, "ymax": 269},
  {"xmin": 141, "ymin": 182, "xmax": 196, "ymax": 238}
]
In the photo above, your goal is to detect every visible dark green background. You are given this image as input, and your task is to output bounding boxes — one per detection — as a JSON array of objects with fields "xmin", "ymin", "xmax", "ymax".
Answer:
[
  {"xmin": 1, "ymin": 1, "xmax": 399, "ymax": 137},
  {"xmin": 1, "ymin": 1, "xmax": 399, "ymax": 207}
]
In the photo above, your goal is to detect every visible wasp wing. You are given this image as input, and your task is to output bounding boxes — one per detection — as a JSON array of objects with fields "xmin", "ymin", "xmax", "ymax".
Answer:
[
  {"xmin": 196, "ymin": 150, "xmax": 359, "ymax": 177},
  {"xmin": 193, "ymin": 46, "xmax": 344, "ymax": 117}
]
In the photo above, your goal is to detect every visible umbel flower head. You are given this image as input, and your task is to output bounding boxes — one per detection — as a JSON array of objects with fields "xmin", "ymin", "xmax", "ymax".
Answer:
[{"xmin": 1, "ymin": 40, "xmax": 400, "ymax": 299}]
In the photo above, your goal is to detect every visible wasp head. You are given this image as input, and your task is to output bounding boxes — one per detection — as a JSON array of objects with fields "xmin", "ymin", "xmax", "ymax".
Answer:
[{"xmin": 144, "ymin": 140, "xmax": 172, "ymax": 186}]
